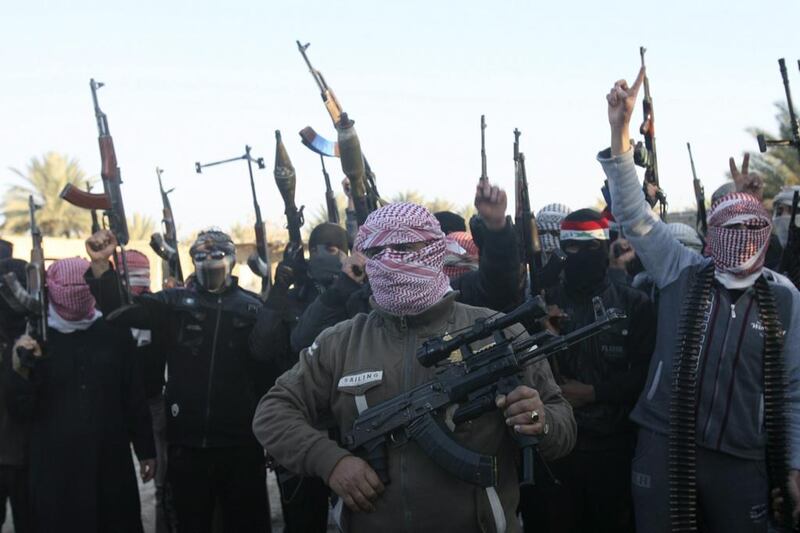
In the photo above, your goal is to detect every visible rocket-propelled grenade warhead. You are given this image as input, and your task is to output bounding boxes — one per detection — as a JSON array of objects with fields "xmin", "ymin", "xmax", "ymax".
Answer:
[
  {"xmin": 337, "ymin": 113, "xmax": 367, "ymax": 200},
  {"xmin": 273, "ymin": 130, "xmax": 297, "ymax": 207}
]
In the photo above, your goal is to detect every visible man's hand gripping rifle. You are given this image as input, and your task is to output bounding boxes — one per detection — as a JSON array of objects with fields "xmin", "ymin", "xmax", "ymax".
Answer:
[{"xmin": 343, "ymin": 297, "xmax": 626, "ymax": 487}]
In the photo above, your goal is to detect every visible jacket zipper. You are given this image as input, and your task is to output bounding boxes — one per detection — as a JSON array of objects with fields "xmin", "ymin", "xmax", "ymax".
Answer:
[
  {"xmin": 399, "ymin": 315, "xmax": 414, "ymax": 533},
  {"xmin": 701, "ymin": 297, "xmax": 736, "ymax": 441},
  {"xmin": 202, "ymin": 296, "xmax": 224, "ymax": 447}
]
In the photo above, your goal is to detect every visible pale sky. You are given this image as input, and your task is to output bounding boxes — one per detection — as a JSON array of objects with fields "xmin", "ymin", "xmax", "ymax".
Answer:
[{"xmin": 2, "ymin": 0, "xmax": 798, "ymax": 239}]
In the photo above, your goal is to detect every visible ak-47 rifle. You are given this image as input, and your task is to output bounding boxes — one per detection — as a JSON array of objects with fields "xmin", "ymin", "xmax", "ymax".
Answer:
[
  {"xmin": 296, "ymin": 40, "xmax": 382, "ymax": 222},
  {"xmin": 320, "ymin": 155, "xmax": 340, "ymax": 224},
  {"xmin": 0, "ymin": 196, "xmax": 48, "ymax": 344},
  {"xmin": 274, "ymin": 130, "xmax": 306, "ymax": 273},
  {"xmin": 195, "ymin": 146, "xmax": 271, "ymax": 294},
  {"xmin": 514, "ymin": 129, "xmax": 543, "ymax": 295},
  {"xmin": 687, "ymin": 143, "xmax": 707, "ymax": 237},
  {"xmin": 343, "ymin": 296, "xmax": 625, "ymax": 486},
  {"xmin": 757, "ymin": 59, "xmax": 800, "ymax": 162},
  {"xmin": 60, "ymin": 78, "xmax": 132, "ymax": 302},
  {"xmin": 149, "ymin": 167, "xmax": 184, "ymax": 284},
  {"xmin": 634, "ymin": 47, "xmax": 667, "ymax": 220}
]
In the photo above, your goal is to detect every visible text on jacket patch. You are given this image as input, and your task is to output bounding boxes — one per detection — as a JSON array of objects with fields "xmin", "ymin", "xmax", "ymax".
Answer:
[{"xmin": 338, "ymin": 371, "xmax": 384, "ymax": 388}]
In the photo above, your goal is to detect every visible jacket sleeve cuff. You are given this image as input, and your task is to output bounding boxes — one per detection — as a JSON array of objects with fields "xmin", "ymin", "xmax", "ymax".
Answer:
[{"xmin": 305, "ymin": 438, "xmax": 352, "ymax": 483}]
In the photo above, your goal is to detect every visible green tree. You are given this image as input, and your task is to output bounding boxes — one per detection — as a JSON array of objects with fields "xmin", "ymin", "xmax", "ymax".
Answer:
[
  {"xmin": 1, "ymin": 152, "xmax": 97, "ymax": 237},
  {"xmin": 747, "ymin": 103, "xmax": 800, "ymax": 199},
  {"xmin": 127, "ymin": 213, "xmax": 157, "ymax": 241}
]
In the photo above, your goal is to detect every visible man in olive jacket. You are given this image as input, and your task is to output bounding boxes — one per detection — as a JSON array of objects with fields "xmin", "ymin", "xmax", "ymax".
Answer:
[{"xmin": 253, "ymin": 201, "xmax": 576, "ymax": 533}]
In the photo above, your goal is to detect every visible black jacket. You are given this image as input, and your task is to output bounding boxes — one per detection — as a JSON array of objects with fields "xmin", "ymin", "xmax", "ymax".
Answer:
[
  {"xmin": 6, "ymin": 320, "xmax": 155, "ymax": 533},
  {"xmin": 290, "ymin": 218, "xmax": 521, "ymax": 352},
  {"xmin": 86, "ymin": 268, "xmax": 288, "ymax": 448},
  {"xmin": 545, "ymin": 277, "xmax": 656, "ymax": 450}
]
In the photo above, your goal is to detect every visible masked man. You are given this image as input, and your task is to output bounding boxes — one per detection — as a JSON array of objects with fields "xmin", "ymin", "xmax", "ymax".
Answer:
[
  {"xmin": 6, "ymin": 257, "xmax": 155, "ymax": 533},
  {"xmin": 521, "ymin": 209, "xmax": 656, "ymax": 533},
  {"xmin": 253, "ymin": 202, "xmax": 576, "ymax": 533},
  {"xmin": 0, "ymin": 258, "xmax": 32, "ymax": 533},
  {"xmin": 600, "ymin": 68, "xmax": 800, "ymax": 532},
  {"xmin": 85, "ymin": 229, "xmax": 285, "ymax": 533},
  {"xmin": 290, "ymin": 178, "xmax": 522, "ymax": 353},
  {"xmin": 256, "ymin": 222, "xmax": 352, "ymax": 533}
]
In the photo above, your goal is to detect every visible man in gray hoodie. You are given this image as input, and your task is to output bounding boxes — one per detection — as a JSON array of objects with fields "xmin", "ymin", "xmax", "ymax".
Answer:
[{"xmin": 599, "ymin": 66, "xmax": 800, "ymax": 533}]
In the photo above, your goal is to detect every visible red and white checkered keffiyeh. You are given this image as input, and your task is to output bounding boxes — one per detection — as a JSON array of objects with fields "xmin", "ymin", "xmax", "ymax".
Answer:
[
  {"xmin": 443, "ymin": 231, "xmax": 479, "ymax": 280},
  {"xmin": 119, "ymin": 249, "xmax": 151, "ymax": 296},
  {"xmin": 355, "ymin": 202, "xmax": 451, "ymax": 315},
  {"xmin": 705, "ymin": 192, "xmax": 772, "ymax": 282},
  {"xmin": 47, "ymin": 257, "xmax": 97, "ymax": 321}
]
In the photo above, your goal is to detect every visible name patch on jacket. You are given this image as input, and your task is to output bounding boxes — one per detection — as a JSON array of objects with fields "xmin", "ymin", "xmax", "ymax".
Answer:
[{"xmin": 338, "ymin": 371, "xmax": 383, "ymax": 389}]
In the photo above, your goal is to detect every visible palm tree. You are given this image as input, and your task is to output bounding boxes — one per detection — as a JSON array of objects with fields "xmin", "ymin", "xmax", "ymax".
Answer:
[
  {"xmin": 127, "ymin": 213, "xmax": 157, "ymax": 241},
  {"xmin": 1, "ymin": 153, "xmax": 97, "ymax": 237},
  {"xmin": 748, "ymin": 103, "xmax": 800, "ymax": 199}
]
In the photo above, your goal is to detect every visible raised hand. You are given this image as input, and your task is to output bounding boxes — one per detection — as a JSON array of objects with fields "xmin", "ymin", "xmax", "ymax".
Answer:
[
  {"xmin": 474, "ymin": 179, "xmax": 508, "ymax": 231},
  {"xmin": 607, "ymin": 67, "xmax": 645, "ymax": 155},
  {"xmin": 85, "ymin": 229, "xmax": 117, "ymax": 278},
  {"xmin": 729, "ymin": 153, "xmax": 764, "ymax": 201}
]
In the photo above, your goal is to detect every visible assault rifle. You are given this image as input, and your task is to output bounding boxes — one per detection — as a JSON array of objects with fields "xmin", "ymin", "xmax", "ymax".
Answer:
[
  {"xmin": 344, "ymin": 297, "xmax": 625, "ymax": 486},
  {"xmin": 513, "ymin": 129, "xmax": 543, "ymax": 294},
  {"xmin": 195, "ymin": 146, "xmax": 271, "ymax": 295},
  {"xmin": 60, "ymin": 78, "xmax": 132, "ymax": 302},
  {"xmin": 0, "ymin": 196, "xmax": 48, "ymax": 343},
  {"xmin": 149, "ymin": 167, "xmax": 184, "ymax": 284},
  {"xmin": 757, "ymin": 59, "xmax": 800, "ymax": 162},
  {"xmin": 274, "ymin": 130, "xmax": 306, "ymax": 273},
  {"xmin": 633, "ymin": 47, "xmax": 667, "ymax": 220},
  {"xmin": 687, "ymin": 143, "xmax": 707, "ymax": 236},
  {"xmin": 779, "ymin": 191, "xmax": 800, "ymax": 288},
  {"xmin": 296, "ymin": 40, "xmax": 382, "ymax": 223}
]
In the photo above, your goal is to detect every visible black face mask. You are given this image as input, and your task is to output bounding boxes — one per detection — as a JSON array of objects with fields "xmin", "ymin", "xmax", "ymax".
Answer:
[
  {"xmin": 308, "ymin": 247, "xmax": 343, "ymax": 287},
  {"xmin": 562, "ymin": 242, "xmax": 609, "ymax": 294}
]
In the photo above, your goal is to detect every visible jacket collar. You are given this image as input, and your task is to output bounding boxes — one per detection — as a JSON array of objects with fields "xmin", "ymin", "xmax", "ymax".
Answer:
[{"xmin": 371, "ymin": 291, "xmax": 459, "ymax": 334}]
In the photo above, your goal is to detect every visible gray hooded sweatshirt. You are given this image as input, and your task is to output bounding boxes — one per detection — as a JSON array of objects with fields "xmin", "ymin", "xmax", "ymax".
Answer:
[{"xmin": 598, "ymin": 147, "xmax": 800, "ymax": 468}]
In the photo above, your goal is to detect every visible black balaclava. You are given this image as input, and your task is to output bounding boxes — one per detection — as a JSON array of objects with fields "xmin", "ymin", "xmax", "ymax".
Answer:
[
  {"xmin": 434, "ymin": 211, "xmax": 467, "ymax": 235},
  {"xmin": 190, "ymin": 230, "xmax": 236, "ymax": 294},
  {"xmin": 560, "ymin": 209, "xmax": 610, "ymax": 295},
  {"xmin": 307, "ymin": 223, "xmax": 349, "ymax": 287}
]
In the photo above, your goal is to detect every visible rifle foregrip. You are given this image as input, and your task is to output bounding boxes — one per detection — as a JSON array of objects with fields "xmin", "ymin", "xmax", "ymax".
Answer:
[{"xmin": 60, "ymin": 184, "xmax": 112, "ymax": 210}]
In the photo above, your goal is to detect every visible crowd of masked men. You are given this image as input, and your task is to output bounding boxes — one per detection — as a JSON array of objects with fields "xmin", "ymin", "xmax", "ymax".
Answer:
[{"xmin": 2, "ymin": 65, "xmax": 800, "ymax": 533}]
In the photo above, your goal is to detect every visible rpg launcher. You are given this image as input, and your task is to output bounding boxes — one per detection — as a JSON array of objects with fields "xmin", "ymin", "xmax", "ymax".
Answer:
[
  {"xmin": 274, "ymin": 130, "xmax": 306, "ymax": 277},
  {"xmin": 60, "ymin": 78, "xmax": 132, "ymax": 303},
  {"xmin": 343, "ymin": 296, "xmax": 626, "ymax": 487},
  {"xmin": 633, "ymin": 47, "xmax": 667, "ymax": 220},
  {"xmin": 149, "ymin": 167, "xmax": 184, "ymax": 284},
  {"xmin": 0, "ymin": 196, "xmax": 48, "ymax": 345}
]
